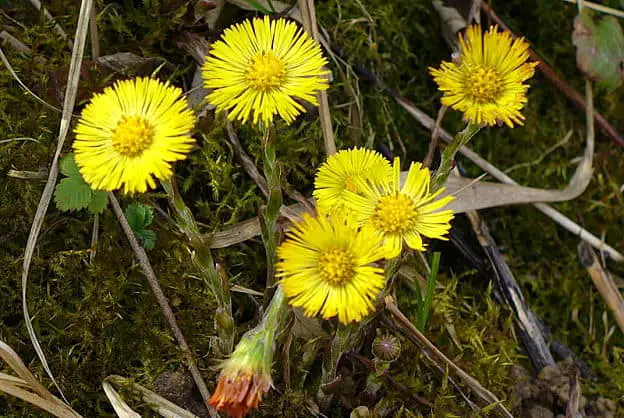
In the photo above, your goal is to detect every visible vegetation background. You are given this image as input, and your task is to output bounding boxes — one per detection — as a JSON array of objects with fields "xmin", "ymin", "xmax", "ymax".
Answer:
[{"xmin": 0, "ymin": 0, "xmax": 623, "ymax": 416}]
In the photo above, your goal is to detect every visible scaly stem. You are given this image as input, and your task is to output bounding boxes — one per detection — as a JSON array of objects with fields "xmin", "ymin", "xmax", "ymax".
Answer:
[
  {"xmin": 162, "ymin": 179, "xmax": 235, "ymax": 354},
  {"xmin": 260, "ymin": 126, "xmax": 283, "ymax": 293},
  {"xmin": 431, "ymin": 122, "xmax": 481, "ymax": 192}
]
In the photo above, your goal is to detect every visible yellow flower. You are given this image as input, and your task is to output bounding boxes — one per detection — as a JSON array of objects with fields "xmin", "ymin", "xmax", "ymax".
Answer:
[
  {"xmin": 277, "ymin": 212, "xmax": 385, "ymax": 324},
  {"xmin": 429, "ymin": 25, "xmax": 537, "ymax": 127},
  {"xmin": 202, "ymin": 16, "xmax": 329, "ymax": 125},
  {"xmin": 344, "ymin": 158, "xmax": 454, "ymax": 259},
  {"xmin": 73, "ymin": 77, "xmax": 195, "ymax": 194},
  {"xmin": 313, "ymin": 148, "xmax": 392, "ymax": 215}
]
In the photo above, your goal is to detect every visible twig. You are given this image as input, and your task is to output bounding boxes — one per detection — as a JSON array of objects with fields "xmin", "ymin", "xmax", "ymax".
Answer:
[
  {"xmin": 384, "ymin": 296, "xmax": 513, "ymax": 418},
  {"xmin": 385, "ymin": 296, "xmax": 513, "ymax": 418},
  {"xmin": 505, "ymin": 130, "xmax": 573, "ymax": 174},
  {"xmin": 0, "ymin": 31, "xmax": 33, "ymax": 54},
  {"xmin": 465, "ymin": 209, "xmax": 555, "ymax": 371},
  {"xmin": 88, "ymin": 5, "xmax": 99, "ymax": 59},
  {"xmin": 28, "ymin": 0, "xmax": 72, "ymax": 47},
  {"xmin": 108, "ymin": 193, "xmax": 218, "ymax": 417},
  {"xmin": 481, "ymin": 1, "xmax": 624, "ymax": 147},
  {"xmin": 561, "ymin": 0, "xmax": 624, "ymax": 18},
  {"xmin": 578, "ymin": 241, "xmax": 624, "ymax": 335},
  {"xmin": 565, "ymin": 368, "xmax": 581, "ymax": 418},
  {"xmin": 423, "ymin": 106, "xmax": 447, "ymax": 168},
  {"xmin": 297, "ymin": 0, "xmax": 336, "ymax": 155}
]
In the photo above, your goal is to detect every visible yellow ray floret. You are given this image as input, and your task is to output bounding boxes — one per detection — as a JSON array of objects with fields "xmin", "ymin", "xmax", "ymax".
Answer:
[
  {"xmin": 343, "ymin": 158, "xmax": 455, "ymax": 259},
  {"xmin": 429, "ymin": 25, "xmax": 538, "ymax": 127},
  {"xmin": 313, "ymin": 148, "xmax": 392, "ymax": 215},
  {"xmin": 73, "ymin": 77, "xmax": 195, "ymax": 194},
  {"xmin": 277, "ymin": 212, "xmax": 385, "ymax": 324},
  {"xmin": 202, "ymin": 16, "xmax": 329, "ymax": 125}
]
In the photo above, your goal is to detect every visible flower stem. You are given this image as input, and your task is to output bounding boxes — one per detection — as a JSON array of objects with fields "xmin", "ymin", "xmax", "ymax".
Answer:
[
  {"xmin": 431, "ymin": 122, "xmax": 481, "ymax": 192},
  {"xmin": 161, "ymin": 178, "xmax": 235, "ymax": 355},
  {"xmin": 260, "ymin": 126, "xmax": 283, "ymax": 293}
]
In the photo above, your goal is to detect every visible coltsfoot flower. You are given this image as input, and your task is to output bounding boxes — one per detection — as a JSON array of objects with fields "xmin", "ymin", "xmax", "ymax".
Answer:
[
  {"xmin": 313, "ymin": 147, "xmax": 392, "ymax": 215},
  {"xmin": 429, "ymin": 25, "xmax": 537, "ymax": 127},
  {"xmin": 202, "ymin": 16, "xmax": 329, "ymax": 125},
  {"xmin": 277, "ymin": 212, "xmax": 385, "ymax": 323},
  {"xmin": 209, "ymin": 289, "xmax": 287, "ymax": 417},
  {"xmin": 209, "ymin": 336, "xmax": 271, "ymax": 418},
  {"xmin": 73, "ymin": 77, "xmax": 195, "ymax": 193},
  {"xmin": 344, "ymin": 158, "xmax": 455, "ymax": 259}
]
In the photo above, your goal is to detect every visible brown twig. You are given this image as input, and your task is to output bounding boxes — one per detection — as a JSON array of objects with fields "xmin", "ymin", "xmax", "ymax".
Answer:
[
  {"xmin": 423, "ymin": 106, "xmax": 447, "ymax": 168},
  {"xmin": 480, "ymin": 2, "xmax": 624, "ymax": 147},
  {"xmin": 465, "ymin": 209, "xmax": 555, "ymax": 371},
  {"xmin": 108, "ymin": 193, "xmax": 218, "ymax": 418},
  {"xmin": 384, "ymin": 296, "xmax": 513, "ymax": 418},
  {"xmin": 565, "ymin": 368, "xmax": 581, "ymax": 418},
  {"xmin": 578, "ymin": 241, "xmax": 624, "ymax": 335}
]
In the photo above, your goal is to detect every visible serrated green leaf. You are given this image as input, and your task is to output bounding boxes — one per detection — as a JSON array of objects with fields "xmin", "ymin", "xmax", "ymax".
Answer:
[
  {"xmin": 573, "ymin": 9, "xmax": 624, "ymax": 90},
  {"xmin": 54, "ymin": 177, "xmax": 92, "ymax": 211},
  {"xmin": 124, "ymin": 203, "xmax": 154, "ymax": 230},
  {"xmin": 87, "ymin": 190, "xmax": 108, "ymax": 214},
  {"xmin": 137, "ymin": 229, "xmax": 157, "ymax": 250},
  {"xmin": 60, "ymin": 152, "xmax": 81, "ymax": 177}
]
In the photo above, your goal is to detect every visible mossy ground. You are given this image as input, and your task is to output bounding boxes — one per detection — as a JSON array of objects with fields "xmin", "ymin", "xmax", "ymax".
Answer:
[{"xmin": 0, "ymin": 0, "xmax": 623, "ymax": 416}]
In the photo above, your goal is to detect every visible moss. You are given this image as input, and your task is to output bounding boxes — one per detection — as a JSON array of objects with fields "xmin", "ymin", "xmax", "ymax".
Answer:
[{"xmin": 1, "ymin": 0, "xmax": 623, "ymax": 416}]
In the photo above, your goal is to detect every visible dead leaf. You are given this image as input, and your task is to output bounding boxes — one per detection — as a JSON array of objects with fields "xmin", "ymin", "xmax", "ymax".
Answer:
[{"xmin": 573, "ymin": 9, "xmax": 624, "ymax": 90}]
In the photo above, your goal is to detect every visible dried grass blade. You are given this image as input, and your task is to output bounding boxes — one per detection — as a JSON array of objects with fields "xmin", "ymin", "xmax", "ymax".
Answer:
[
  {"xmin": 102, "ymin": 382, "xmax": 141, "ymax": 418},
  {"xmin": 106, "ymin": 376, "xmax": 201, "ymax": 418},
  {"xmin": 20, "ymin": 0, "xmax": 94, "ymax": 402},
  {"xmin": 0, "ymin": 382, "xmax": 76, "ymax": 418},
  {"xmin": 384, "ymin": 296, "xmax": 514, "ymax": 418},
  {"xmin": 0, "ymin": 47, "xmax": 62, "ymax": 113}
]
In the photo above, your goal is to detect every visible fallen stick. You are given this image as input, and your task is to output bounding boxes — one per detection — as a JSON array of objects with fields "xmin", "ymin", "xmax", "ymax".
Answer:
[
  {"xmin": 384, "ymin": 296, "xmax": 514, "ymax": 418},
  {"xmin": 578, "ymin": 241, "xmax": 624, "ymax": 335}
]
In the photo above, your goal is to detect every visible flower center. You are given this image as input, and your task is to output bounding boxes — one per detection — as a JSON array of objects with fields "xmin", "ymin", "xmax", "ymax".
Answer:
[
  {"xmin": 111, "ymin": 115, "xmax": 154, "ymax": 157},
  {"xmin": 246, "ymin": 52, "xmax": 286, "ymax": 92},
  {"xmin": 371, "ymin": 193, "xmax": 417, "ymax": 234},
  {"xmin": 465, "ymin": 65, "xmax": 503, "ymax": 103},
  {"xmin": 318, "ymin": 248, "xmax": 356, "ymax": 285}
]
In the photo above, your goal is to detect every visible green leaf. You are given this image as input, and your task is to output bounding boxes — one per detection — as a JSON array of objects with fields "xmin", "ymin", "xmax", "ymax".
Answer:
[
  {"xmin": 573, "ymin": 9, "xmax": 624, "ymax": 90},
  {"xmin": 87, "ymin": 190, "xmax": 108, "ymax": 214},
  {"xmin": 54, "ymin": 177, "xmax": 92, "ymax": 211},
  {"xmin": 124, "ymin": 203, "xmax": 156, "ymax": 250},
  {"xmin": 124, "ymin": 203, "xmax": 154, "ymax": 230},
  {"xmin": 137, "ymin": 229, "xmax": 157, "ymax": 250},
  {"xmin": 60, "ymin": 153, "xmax": 81, "ymax": 177}
]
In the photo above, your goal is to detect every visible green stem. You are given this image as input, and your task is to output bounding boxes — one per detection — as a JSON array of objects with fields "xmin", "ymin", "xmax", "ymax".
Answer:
[
  {"xmin": 162, "ymin": 178, "xmax": 235, "ymax": 354},
  {"xmin": 260, "ymin": 126, "xmax": 283, "ymax": 293},
  {"xmin": 431, "ymin": 122, "xmax": 481, "ymax": 192},
  {"xmin": 417, "ymin": 252, "xmax": 441, "ymax": 331}
]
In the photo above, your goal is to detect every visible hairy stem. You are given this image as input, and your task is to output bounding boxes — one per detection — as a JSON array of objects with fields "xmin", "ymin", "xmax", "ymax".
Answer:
[
  {"xmin": 431, "ymin": 122, "xmax": 481, "ymax": 192},
  {"xmin": 161, "ymin": 178, "xmax": 235, "ymax": 354},
  {"xmin": 260, "ymin": 126, "xmax": 283, "ymax": 293}
]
